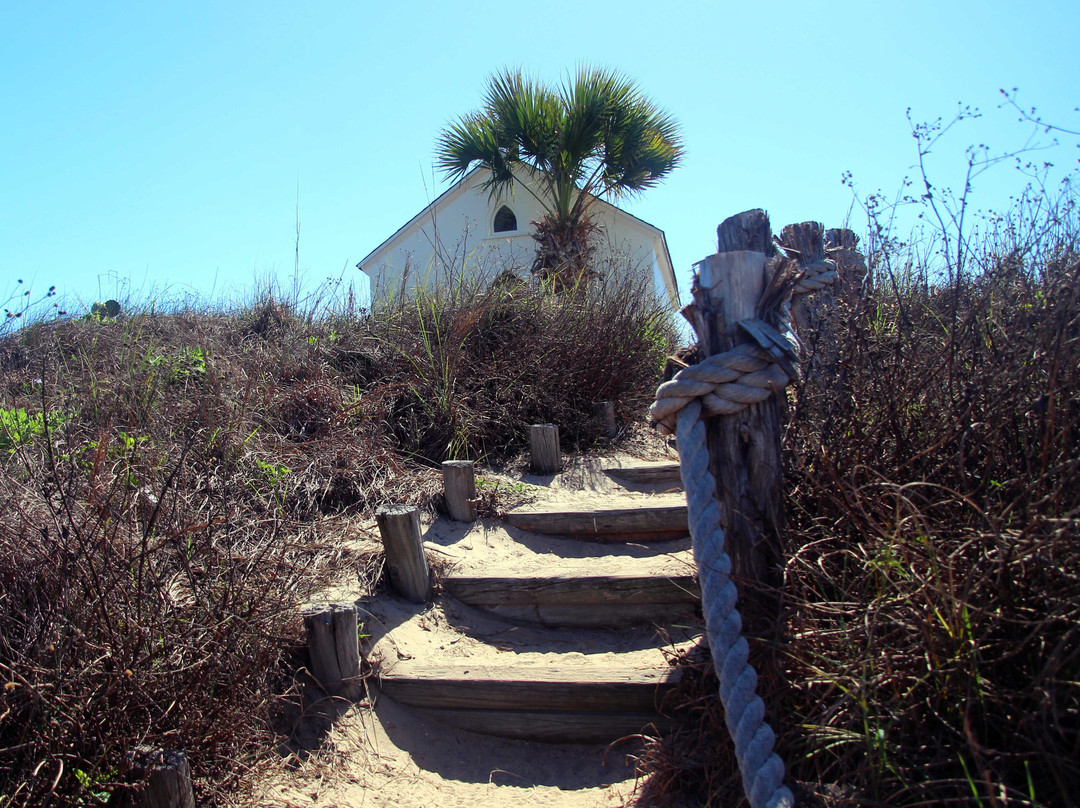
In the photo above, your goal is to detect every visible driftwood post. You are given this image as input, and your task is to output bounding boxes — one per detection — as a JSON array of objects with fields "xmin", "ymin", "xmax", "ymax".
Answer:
[
  {"xmin": 780, "ymin": 221, "xmax": 831, "ymax": 343},
  {"xmin": 826, "ymin": 227, "xmax": 869, "ymax": 296},
  {"xmin": 690, "ymin": 210, "xmax": 785, "ymax": 633},
  {"xmin": 594, "ymin": 401, "xmax": 617, "ymax": 439},
  {"xmin": 303, "ymin": 602, "xmax": 362, "ymax": 699},
  {"xmin": 125, "ymin": 747, "xmax": 195, "ymax": 808},
  {"xmin": 648, "ymin": 209, "xmax": 799, "ymax": 808},
  {"xmin": 375, "ymin": 505, "xmax": 432, "ymax": 602},
  {"xmin": 781, "ymin": 223, "xmax": 867, "ymax": 402},
  {"xmin": 442, "ymin": 460, "xmax": 477, "ymax": 522},
  {"xmin": 529, "ymin": 424, "xmax": 561, "ymax": 474}
]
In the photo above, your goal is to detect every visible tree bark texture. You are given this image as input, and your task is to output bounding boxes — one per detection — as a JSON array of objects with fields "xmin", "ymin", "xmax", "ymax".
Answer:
[
  {"xmin": 825, "ymin": 227, "xmax": 869, "ymax": 297},
  {"xmin": 690, "ymin": 210, "xmax": 786, "ymax": 631},
  {"xmin": 780, "ymin": 224, "xmax": 867, "ymax": 415},
  {"xmin": 529, "ymin": 424, "xmax": 562, "ymax": 474},
  {"xmin": 442, "ymin": 460, "xmax": 478, "ymax": 522},
  {"xmin": 303, "ymin": 602, "xmax": 363, "ymax": 699},
  {"xmin": 375, "ymin": 505, "xmax": 432, "ymax": 603},
  {"xmin": 780, "ymin": 221, "xmax": 830, "ymax": 346}
]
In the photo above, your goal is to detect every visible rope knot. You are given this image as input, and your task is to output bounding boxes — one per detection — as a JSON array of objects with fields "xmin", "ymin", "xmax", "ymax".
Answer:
[
  {"xmin": 649, "ymin": 320, "xmax": 800, "ymax": 435},
  {"xmin": 792, "ymin": 257, "xmax": 839, "ymax": 294},
  {"xmin": 650, "ymin": 255, "xmax": 839, "ymax": 435}
]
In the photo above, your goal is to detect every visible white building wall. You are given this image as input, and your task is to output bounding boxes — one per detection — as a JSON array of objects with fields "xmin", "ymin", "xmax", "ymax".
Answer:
[{"xmin": 362, "ymin": 169, "xmax": 674, "ymax": 306}]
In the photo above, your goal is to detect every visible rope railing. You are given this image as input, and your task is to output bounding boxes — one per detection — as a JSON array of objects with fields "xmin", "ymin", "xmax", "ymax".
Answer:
[{"xmin": 650, "ymin": 249, "xmax": 838, "ymax": 808}]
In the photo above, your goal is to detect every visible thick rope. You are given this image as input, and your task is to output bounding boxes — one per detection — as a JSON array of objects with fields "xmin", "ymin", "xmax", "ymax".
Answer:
[
  {"xmin": 675, "ymin": 400, "xmax": 794, "ymax": 808},
  {"xmin": 653, "ymin": 254, "xmax": 837, "ymax": 808},
  {"xmin": 792, "ymin": 257, "xmax": 838, "ymax": 293},
  {"xmin": 650, "ymin": 343, "xmax": 793, "ymax": 434}
]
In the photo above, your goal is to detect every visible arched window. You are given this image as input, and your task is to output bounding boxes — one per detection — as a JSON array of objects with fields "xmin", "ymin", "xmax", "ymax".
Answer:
[{"xmin": 493, "ymin": 205, "xmax": 517, "ymax": 233}]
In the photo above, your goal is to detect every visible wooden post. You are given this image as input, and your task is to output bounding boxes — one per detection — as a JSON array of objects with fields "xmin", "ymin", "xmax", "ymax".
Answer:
[
  {"xmin": 302, "ymin": 602, "xmax": 362, "ymax": 699},
  {"xmin": 825, "ymin": 227, "xmax": 869, "ymax": 297},
  {"xmin": 781, "ymin": 221, "xmax": 829, "ymax": 388},
  {"xmin": 593, "ymin": 400, "xmax": 617, "ymax": 439},
  {"xmin": 125, "ymin": 747, "xmax": 195, "ymax": 808},
  {"xmin": 780, "ymin": 221, "xmax": 830, "ymax": 344},
  {"xmin": 782, "ymin": 223, "xmax": 868, "ymax": 390},
  {"xmin": 689, "ymin": 210, "xmax": 785, "ymax": 633},
  {"xmin": 529, "ymin": 424, "xmax": 561, "ymax": 474},
  {"xmin": 375, "ymin": 505, "xmax": 431, "ymax": 602},
  {"xmin": 442, "ymin": 460, "xmax": 477, "ymax": 522}
]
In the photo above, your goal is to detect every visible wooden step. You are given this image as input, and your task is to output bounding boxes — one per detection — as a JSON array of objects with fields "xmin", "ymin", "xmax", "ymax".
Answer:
[
  {"xmin": 444, "ymin": 574, "xmax": 700, "ymax": 606},
  {"xmin": 504, "ymin": 504, "xmax": 689, "ymax": 542},
  {"xmin": 604, "ymin": 463, "xmax": 682, "ymax": 486},
  {"xmin": 443, "ymin": 573, "xmax": 701, "ymax": 628},
  {"xmin": 410, "ymin": 708, "xmax": 669, "ymax": 743},
  {"xmin": 378, "ymin": 660, "xmax": 680, "ymax": 743}
]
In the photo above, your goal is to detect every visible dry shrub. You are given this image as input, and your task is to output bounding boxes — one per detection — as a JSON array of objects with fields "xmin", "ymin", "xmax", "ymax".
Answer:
[
  {"xmin": 0, "ymin": 304, "xmax": 420, "ymax": 806},
  {"xmin": 631, "ymin": 642, "xmax": 748, "ymax": 808},
  {"xmin": 354, "ymin": 267, "xmax": 677, "ymax": 462},
  {"xmin": 780, "ymin": 236, "xmax": 1080, "ymax": 806},
  {"xmin": 0, "ymin": 265, "xmax": 675, "ymax": 805},
  {"xmin": 636, "ymin": 196, "xmax": 1078, "ymax": 806}
]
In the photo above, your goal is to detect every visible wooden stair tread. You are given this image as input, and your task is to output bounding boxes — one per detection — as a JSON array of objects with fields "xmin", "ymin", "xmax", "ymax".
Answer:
[
  {"xmin": 411, "ymin": 707, "xmax": 669, "ymax": 743},
  {"xmin": 443, "ymin": 573, "xmax": 700, "ymax": 606},
  {"xmin": 378, "ymin": 659, "xmax": 681, "ymax": 713},
  {"xmin": 360, "ymin": 478, "xmax": 700, "ymax": 744},
  {"xmin": 604, "ymin": 463, "xmax": 682, "ymax": 485},
  {"xmin": 504, "ymin": 504, "xmax": 688, "ymax": 540}
]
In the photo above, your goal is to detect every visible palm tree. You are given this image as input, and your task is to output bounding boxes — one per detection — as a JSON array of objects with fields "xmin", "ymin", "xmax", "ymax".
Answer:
[{"xmin": 436, "ymin": 67, "xmax": 684, "ymax": 288}]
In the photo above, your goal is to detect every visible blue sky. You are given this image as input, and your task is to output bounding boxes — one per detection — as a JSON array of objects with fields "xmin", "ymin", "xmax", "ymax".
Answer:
[{"xmin": 3, "ymin": 0, "xmax": 1077, "ymax": 314}]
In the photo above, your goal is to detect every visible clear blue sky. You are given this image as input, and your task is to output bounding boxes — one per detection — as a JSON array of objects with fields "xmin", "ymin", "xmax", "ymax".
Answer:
[{"xmin": 3, "ymin": 0, "xmax": 1077, "ymax": 314}]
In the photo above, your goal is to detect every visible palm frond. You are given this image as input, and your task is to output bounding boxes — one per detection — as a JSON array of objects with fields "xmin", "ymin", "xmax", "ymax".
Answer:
[{"xmin": 435, "ymin": 65, "xmax": 685, "ymax": 284}]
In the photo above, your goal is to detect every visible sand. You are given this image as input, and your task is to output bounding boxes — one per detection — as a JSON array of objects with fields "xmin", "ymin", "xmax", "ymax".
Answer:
[{"xmin": 246, "ymin": 449, "xmax": 695, "ymax": 808}]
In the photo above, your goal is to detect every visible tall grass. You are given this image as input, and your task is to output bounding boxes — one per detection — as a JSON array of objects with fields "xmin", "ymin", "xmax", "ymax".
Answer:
[
  {"xmin": 360, "ymin": 268, "xmax": 676, "ymax": 461},
  {"xmin": 781, "ymin": 209, "xmax": 1079, "ymax": 806}
]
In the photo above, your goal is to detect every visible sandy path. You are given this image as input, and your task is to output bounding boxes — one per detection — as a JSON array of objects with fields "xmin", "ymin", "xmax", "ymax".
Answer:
[{"xmin": 246, "ymin": 451, "xmax": 691, "ymax": 808}]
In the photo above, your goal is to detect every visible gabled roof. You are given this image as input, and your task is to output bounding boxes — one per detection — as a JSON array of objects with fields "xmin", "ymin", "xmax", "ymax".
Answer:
[{"xmin": 356, "ymin": 167, "xmax": 486, "ymax": 273}]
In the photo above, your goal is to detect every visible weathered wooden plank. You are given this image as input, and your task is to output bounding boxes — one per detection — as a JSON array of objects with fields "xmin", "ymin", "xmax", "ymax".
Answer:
[
  {"xmin": 504, "ymin": 504, "xmax": 688, "ymax": 538},
  {"xmin": 302, "ymin": 604, "xmax": 343, "ymax": 687},
  {"xmin": 442, "ymin": 460, "xmax": 477, "ymax": 522},
  {"xmin": 483, "ymin": 601, "xmax": 700, "ymax": 630},
  {"xmin": 413, "ymin": 707, "xmax": 671, "ymax": 743},
  {"xmin": 694, "ymin": 211, "xmax": 787, "ymax": 635},
  {"xmin": 376, "ymin": 505, "xmax": 432, "ymax": 603},
  {"xmin": 331, "ymin": 602, "xmax": 363, "ymax": 700},
  {"xmin": 604, "ymin": 463, "xmax": 682, "ymax": 485},
  {"xmin": 303, "ymin": 602, "xmax": 363, "ymax": 699},
  {"xmin": 529, "ymin": 424, "xmax": 561, "ymax": 474},
  {"xmin": 378, "ymin": 662, "xmax": 681, "ymax": 713},
  {"xmin": 443, "ymin": 574, "xmax": 700, "ymax": 606}
]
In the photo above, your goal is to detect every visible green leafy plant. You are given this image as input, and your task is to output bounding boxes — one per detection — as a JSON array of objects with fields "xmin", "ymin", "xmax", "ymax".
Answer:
[
  {"xmin": 250, "ymin": 457, "xmax": 292, "ymax": 512},
  {"xmin": 73, "ymin": 765, "xmax": 113, "ymax": 806},
  {"xmin": 147, "ymin": 345, "xmax": 207, "ymax": 385},
  {"xmin": 0, "ymin": 407, "xmax": 66, "ymax": 453}
]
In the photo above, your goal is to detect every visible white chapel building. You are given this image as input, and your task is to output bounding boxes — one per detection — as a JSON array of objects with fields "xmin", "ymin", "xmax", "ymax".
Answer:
[{"xmin": 357, "ymin": 167, "xmax": 679, "ymax": 308}]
